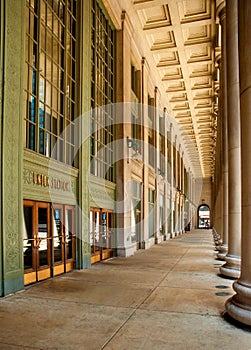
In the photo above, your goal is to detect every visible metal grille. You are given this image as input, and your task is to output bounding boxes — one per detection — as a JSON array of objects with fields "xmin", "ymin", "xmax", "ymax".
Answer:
[
  {"xmin": 24, "ymin": 0, "xmax": 77, "ymax": 166},
  {"xmin": 90, "ymin": 0, "xmax": 115, "ymax": 182}
]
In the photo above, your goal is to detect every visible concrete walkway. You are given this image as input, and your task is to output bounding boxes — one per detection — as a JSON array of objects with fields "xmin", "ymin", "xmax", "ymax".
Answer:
[{"xmin": 1, "ymin": 229, "xmax": 251, "ymax": 349}]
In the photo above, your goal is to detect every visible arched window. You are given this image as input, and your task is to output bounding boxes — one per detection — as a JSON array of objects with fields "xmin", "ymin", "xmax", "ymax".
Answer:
[{"xmin": 198, "ymin": 204, "xmax": 210, "ymax": 229}]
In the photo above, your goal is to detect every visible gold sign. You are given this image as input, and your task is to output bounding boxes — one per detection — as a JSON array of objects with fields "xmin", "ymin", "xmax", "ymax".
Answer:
[{"xmin": 33, "ymin": 172, "xmax": 70, "ymax": 191}]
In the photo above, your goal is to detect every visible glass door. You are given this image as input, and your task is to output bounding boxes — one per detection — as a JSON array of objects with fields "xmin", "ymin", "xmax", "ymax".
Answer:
[
  {"xmin": 23, "ymin": 200, "xmax": 51, "ymax": 285},
  {"xmin": 23, "ymin": 201, "xmax": 75, "ymax": 285},
  {"xmin": 90, "ymin": 208, "xmax": 113, "ymax": 264},
  {"xmin": 52, "ymin": 204, "xmax": 75, "ymax": 274},
  {"xmin": 136, "ymin": 210, "xmax": 141, "ymax": 250},
  {"xmin": 37, "ymin": 203, "xmax": 51, "ymax": 281},
  {"xmin": 90, "ymin": 209, "xmax": 102, "ymax": 264},
  {"xmin": 23, "ymin": 201, "xmax": 36, "ymax": 284},
  {"xmin": 65, "ymin": 205, "xmax": 75, "ymax": 272},
  {"xmin": 52, "ymin": 205, "xmax": 64, "ymax": 276},
  {"xmin": 101, "ymin": 210, "xmax": 113, "ymax": 260}
]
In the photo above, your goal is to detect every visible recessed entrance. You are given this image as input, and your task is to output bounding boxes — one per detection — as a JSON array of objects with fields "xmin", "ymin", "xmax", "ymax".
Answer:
[
  {"xmin": 198, "ymin": 204, "xmax": 210, "ymax": 229},
  {"xmin": 23, "ymin": 200, "xmax": 75, "ymax": 285}
]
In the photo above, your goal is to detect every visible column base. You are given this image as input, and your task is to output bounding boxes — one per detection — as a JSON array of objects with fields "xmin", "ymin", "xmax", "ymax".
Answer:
[
  {"xmin": 220, "ymin": 255, "xmax": 241, "ymax": 279},
  {"xmin": 225, "ymin": 280, "xmax": 251, "ymax": 326},
  {"xmin": 141, "ymin": 237, "xmax": 155, "ymax": 250},
  {"xmin": 2, "ymin": 275, "xmax": 24, "ymax": 296},
  {"xmin": 155, "ymin": 235, "xmax": 164, "ymax": 244},
  {"xmin": 217, "ymin": 244, "xmax": 228, "ymax": 260},
  {"xmin": 217, "ymin": 252, "xmax": 227, "ymax": 260},
  {"xmin": 116, "ymin": 243, "xmax": 137, "ymax": 257},
  {"xmin": 215, "ymin": 239, "xmax": 223, "ymax": 245},
  {"xmin": 215, "ymin": 242, "xmax": 222, "ymax": 248}
]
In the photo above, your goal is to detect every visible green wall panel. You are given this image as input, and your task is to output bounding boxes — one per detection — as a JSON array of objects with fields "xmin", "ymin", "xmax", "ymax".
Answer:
[{"xmin": 1, "ymin": 0, "xmax": 26, "ymax": 295}]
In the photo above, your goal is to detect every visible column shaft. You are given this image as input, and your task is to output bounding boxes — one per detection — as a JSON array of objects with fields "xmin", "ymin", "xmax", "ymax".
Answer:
[
  {"xmin": 220, "ymin": 0, "xmax": 241, "ymax": 279},
  {"xmin": 225, "ymin": 0, "xmax": 251, "ymax": 326},
  {"xmin": 217, "ymin": 4, "xmax": 228, "ymax": 260}
]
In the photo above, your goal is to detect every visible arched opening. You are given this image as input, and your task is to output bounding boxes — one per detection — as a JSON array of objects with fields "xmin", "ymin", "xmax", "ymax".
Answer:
[{"xmin": 198, "ymin": 204, "xmax": 210, "ymax": 229}]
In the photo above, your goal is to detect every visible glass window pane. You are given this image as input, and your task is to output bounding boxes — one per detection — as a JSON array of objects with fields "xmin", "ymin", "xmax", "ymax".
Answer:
[
  {"xmin": 24, "ymin": 0, "xmax": 77, "ymax": 165},
  {"xmin": 90, "ymin": 0, "xmax": 114, "ymax": 180}
]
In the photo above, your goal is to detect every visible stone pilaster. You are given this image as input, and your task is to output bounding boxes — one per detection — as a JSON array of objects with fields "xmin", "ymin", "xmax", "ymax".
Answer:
[
  {"xmin": 220, "ymin": 0, "xmax": 241, "ymax": 279},
  {"xmin": 181, "ymin": 153, "xmax": 185, "ymax": 233},
  {"xmin": 225, "ymin": 0, "xmax": 251, "ymax": 326},
  {"xmin": 179, "ymin": 145, "xmax": 182, "ymax": 234},
  {"xmin": 76, "ymin": 0, "xmax": 92, "ymax": 269},
  {"xmin": 115, "ymin": 11, "xmax": 137, "ymax": 256},
  {"xmin": 174, "ymin": 137, "xmax": 179, "ymax": 235},
  {"xmin": 1, "ymin": 0, "xmax": 26, "ymax": 295},
  {"xmin": 141, "ymin": 57, "xmax": 152, "ymax": 249},
  {"xmin": 170, "ymin": 123, "xmax": 175, "ymax": 238},
  {"xmin": 163, "ymin": 114, "xmax": 170, "ymax": 240},
  {"xmin": 154, "ymin": 87, "xmax": 162, "ymax": 244}
]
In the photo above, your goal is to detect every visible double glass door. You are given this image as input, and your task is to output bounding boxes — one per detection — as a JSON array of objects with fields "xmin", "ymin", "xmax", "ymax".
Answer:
[
  {"xmin": 23, "ymin": 200, "xmax": 75, "ymax": 285},
  {"xmin": 90, "ymin": 209, "xmax": 113, "ymax": 264}
]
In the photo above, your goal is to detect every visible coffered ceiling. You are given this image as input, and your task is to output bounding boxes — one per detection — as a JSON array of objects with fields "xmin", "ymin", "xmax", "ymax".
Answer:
[{"xmin": 131, "ymin": 0, "xmax": 217, "ymax": 178}]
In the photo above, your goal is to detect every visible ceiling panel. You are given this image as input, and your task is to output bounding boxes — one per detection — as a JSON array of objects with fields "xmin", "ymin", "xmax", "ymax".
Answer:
[{"xmin": 133, "ymin": 0, "xmax": 216, "ymax": 178}]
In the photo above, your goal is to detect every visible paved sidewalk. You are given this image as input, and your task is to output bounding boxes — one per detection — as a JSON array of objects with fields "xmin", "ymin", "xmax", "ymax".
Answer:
[{"xmin": 1, "ymin": 230, "xmax": 251, "ymax": 349}]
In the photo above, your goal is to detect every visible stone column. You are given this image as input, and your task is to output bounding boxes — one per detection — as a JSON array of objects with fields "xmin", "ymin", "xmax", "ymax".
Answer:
[
  {"xmin": 170, "ymin": 123, "xmax": 175, "ymax": 238},
  {"xmin": 217, "ymin": 0, "xmax": 228, "ymax": 260},
  {"xmin": 190, "ymin": 171, "xmax": 194, "ymax": 228},
  {"xmin": 213, "ymin": 74, "xmax": 223, "ymax": 240},
  {"xmin": 225, "ymin": 0, "xmax": 251, "ymax": 326},
  {"xmin": 191, "ymin": 176, "xmax": 196, "ymax": 229},
  {"xmin": 190, "ymin": 172, "xmax": 194, "ymax": 229},
  {"xmin": 220, "ymin": 0, "xmax": 241, "ymax": 279}
]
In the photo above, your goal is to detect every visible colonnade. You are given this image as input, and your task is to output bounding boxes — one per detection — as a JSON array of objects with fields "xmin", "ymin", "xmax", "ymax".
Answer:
[{"xmin": 212, "ymin": 0, "xmax": 251, "ymax": 326}]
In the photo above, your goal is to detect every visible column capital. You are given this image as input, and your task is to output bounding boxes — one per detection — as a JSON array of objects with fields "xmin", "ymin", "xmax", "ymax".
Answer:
[{"xmin": 121, "ymin": 10, "xmax": 134, "ymax": 37}]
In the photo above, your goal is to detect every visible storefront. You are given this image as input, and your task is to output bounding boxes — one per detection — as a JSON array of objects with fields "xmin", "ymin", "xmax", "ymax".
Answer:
[{"xmin": 23, "ymin": 148, "xmax": 79, "ymax": 285}]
